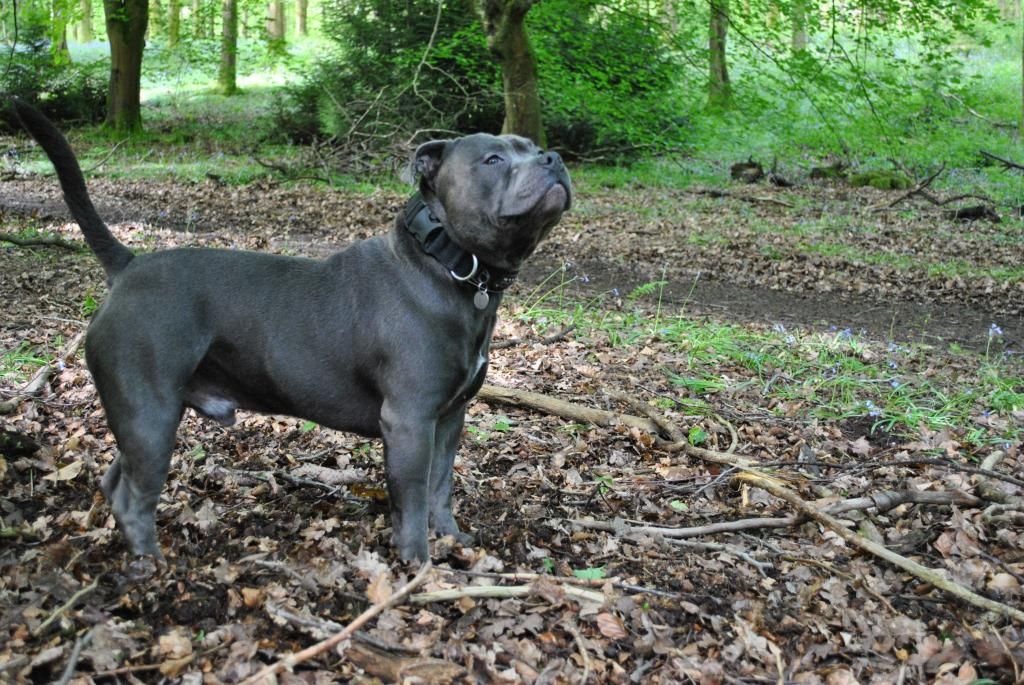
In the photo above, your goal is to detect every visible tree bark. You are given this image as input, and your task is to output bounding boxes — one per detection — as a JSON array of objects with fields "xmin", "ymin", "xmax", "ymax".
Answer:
[
  {"xmin": 295, "ymin": 0, "xmax": 307, "ymax": 35},
  {"xmin": 79, "ymin": 0, "xmax": 94, "ymax": 41},
  {"xmin": 168, "ymin": 0, "xmax": 180, "ymax": 46},
  {"xmin": 103, "ymin": 0, "xmax": 148, "ymax": 133},
  {"xmin": 478, "ymin": 0, "xmax": 545, "ymax": 146},
  {"xmin": 708, "ymin": 0, "xmax": 732, "ymax": 107},
  {"xmin": 219, "ymin": 0, "xmax": 238, "ymax": 94}
]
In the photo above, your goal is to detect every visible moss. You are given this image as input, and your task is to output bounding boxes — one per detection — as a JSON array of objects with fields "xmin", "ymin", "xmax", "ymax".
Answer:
[{"xmin": 850, "ymin": 170, "xmax": 913, "ymax": 190}]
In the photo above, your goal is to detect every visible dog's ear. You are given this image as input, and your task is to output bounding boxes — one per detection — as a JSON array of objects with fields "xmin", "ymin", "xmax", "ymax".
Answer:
[{"xmin": 404, "ymin": 139, "xmax": 450, "ymax": 186}]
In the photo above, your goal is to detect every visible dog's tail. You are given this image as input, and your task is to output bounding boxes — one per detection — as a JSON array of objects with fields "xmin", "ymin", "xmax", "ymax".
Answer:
[{"xmin": 8, "ymin": 98, "xmax": 134, "ymax": 279}]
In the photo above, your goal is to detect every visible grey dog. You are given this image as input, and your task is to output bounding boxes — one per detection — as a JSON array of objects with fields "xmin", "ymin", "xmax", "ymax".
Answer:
[{"xmin": 9, "ymin": 99, "xmax": 571, "ymax": 562}]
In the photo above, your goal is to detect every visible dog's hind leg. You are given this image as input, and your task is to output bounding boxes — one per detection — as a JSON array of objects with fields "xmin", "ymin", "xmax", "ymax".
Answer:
[{"xmin": 100, "ymin": 404, "xmax": 181, "ymax": 557}]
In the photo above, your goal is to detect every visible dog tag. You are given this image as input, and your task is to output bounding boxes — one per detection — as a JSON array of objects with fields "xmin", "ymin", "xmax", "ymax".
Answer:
[{"xmin": 473, "ymin": 289, "xmax": 490, "ymax": 309}]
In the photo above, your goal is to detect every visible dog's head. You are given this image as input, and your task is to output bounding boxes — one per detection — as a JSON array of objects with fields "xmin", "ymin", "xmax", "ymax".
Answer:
[{"xmin": 410, "ymin": 134, "xmax": 572, "ymax": 272}]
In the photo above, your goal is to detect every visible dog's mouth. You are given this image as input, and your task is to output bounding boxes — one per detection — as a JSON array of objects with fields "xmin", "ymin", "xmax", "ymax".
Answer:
[{"xmin": 501, "ymin": 181, "xmax": 572, "ymax": 225}]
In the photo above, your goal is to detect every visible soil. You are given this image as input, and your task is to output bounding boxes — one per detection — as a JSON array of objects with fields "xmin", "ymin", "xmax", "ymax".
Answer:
[{"xmin": 1, "ymin": 174, "xmax": 1022, "ymax": 684}]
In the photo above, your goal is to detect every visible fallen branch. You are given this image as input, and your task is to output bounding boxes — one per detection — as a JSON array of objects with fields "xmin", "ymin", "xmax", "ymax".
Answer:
[
  {"xmin": 491, "ymin": 323, "xmax": 576, "ymax": 350},
  {"xmin": 942, "ymin": 92, "xmax": 1017, "ymax": 129},
  {"xmin": 240, "ymin": 561, "xmax": 432, "ymax": 685},
  {"xmin": 0, "ymin": 331, "xmax": 86, "ymax": 414},
  {"xmin": 477, "ymin": 384, "xmax": 661, "ymax": 435},
  {"xmin": 0, "ymin": 232, "xmax": 80, "ymax": 250},
  {"xmin": 736, "ymin": 472, "xmax": 1024, "ymax": 624}
]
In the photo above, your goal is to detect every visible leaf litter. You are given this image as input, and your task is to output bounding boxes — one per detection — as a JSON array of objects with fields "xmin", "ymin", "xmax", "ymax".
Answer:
[{"xmin": 0, "ymin": 175, "xmax": 1022, "ymax": 684}]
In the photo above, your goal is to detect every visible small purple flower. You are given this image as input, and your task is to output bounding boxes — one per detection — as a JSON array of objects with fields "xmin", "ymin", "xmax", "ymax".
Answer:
[
  {"xmin": 989, "ymin": 323, "xmax": 1004, "ymax": 338},
  {"xmin": 580, "ymin": 274, "xmax": 590, "ymax": 284},
  {"xmin": 785, "ymin": 335, "xmax": 796, "ymax": 345},
  {"xmin": 772, "ymin": 323, "xmax": 787, "ymax": 333},
  {"xmin": 863, "ymin": 400, "xmax": 881, "ymax": 417},
  {"xmin": 887, "ymin": 360, "xmax": 898, "ymax": 369},
  {"xmin": 839, "ymin": 328, "xmax": 853, "ymax": 339},
  {"xmin": 611, "ymin": 288, "xmax": 621, "ymax": 297},
  {"xmin": 889, "ymin": 379, "xmax": 899, "ymax": 388}
]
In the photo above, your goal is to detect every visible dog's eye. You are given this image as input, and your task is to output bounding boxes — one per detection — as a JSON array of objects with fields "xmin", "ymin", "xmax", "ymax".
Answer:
[{"xmin": 484, "ymin": 154, "xmax": 503, "ymax": 165}]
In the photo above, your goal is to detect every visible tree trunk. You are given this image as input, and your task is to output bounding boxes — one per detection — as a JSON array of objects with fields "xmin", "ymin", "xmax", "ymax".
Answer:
[
  {"xmin": 103, "ymin": 0, "xmax": 148, "ymax": 133},
  {"xmin": 295, "ymin": 0, "xmax": 307, "ymax": 35},
  {"xmin": 149, "ymin": 0, "xmax": 166, "ymax": 42},
  {"xmin": 266, "ymin": 0, "xmax": 284, "ymax": 39},
  {"xmin": 791, "ymin": 0, "xmax": 807, "ymax": 53},
  {"xmin": 79, "ymin": 0, "xmax": 94, "ymax": 41},
  {"xmin": 478, "ymin": 0, "xmax": 545, "ymax": 146},
  {"xmin": 168, "ymin": 0, "xmax": 180, "ymax": 46},
  {"xmin": 708, "ymin": 0, "xmax": 732, "ymax": 107},
  {"xmin": 219, "ymin": 0, "xmax": 238, "ymax": 94}
]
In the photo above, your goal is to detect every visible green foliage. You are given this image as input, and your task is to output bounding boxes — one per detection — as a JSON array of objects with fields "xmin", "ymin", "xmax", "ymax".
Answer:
[
  {"xmin": 277, "ymin": 0, "xmax": 502, "ymax": 144},
  {"xmin": 0, "ymin": 39, "xmax": 107, "ymax": 126},
  {"xmin": 529, "ymin": 1, "xmax": 684, "ymax": 156}
]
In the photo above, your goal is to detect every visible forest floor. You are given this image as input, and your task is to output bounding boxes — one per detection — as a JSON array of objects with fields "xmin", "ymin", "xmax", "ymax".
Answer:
[{"xmin": 1, "ymin": 170, "xmax": 1023, "ymax": 684}]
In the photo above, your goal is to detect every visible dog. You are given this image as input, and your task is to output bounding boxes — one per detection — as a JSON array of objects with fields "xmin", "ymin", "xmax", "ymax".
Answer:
[{"xmin": 9, "ymin": 98, "xmax": 571, "ymax": 562}]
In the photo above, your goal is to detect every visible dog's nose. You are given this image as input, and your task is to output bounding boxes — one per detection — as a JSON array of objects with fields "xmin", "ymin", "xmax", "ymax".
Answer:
[{"xmin": 539, "ymin": 151, "xmax": 563, "ymax": 169}]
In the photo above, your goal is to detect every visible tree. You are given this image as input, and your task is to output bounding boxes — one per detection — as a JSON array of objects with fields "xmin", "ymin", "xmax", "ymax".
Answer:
[
  {"xmin": 168, "ymin": 0, "xmax": 180, "ymax": 46},
  {"xmin": 477, "ymin": 0, "xmax": 545, "ymax": 145},
  {"xmin": 219, "ymin": 0, "xmax": 238, "ymax": 94},
  {"xmin": 791, "ymin": 0, "xmax": 807, "ymax": 53},
  {"xmin": 103, "ymin": 0, "xmax": 148, "ymax": 132},
  {"xmin": 708, "ymin": 0, "xmax": 731, "ymax": 107},
  {"xmin": 295, "ymin": 0, "xmax": 307, "ymax": 35},
  {"xmin": 79, "ymin": 0, "xmax": 94, "ymax": 41}
]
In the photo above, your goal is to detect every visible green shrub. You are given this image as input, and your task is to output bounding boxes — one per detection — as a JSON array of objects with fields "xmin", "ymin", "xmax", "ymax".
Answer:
[{"xmin": 0, "ymin": 37, "xmax": 107, "ymax": 127}]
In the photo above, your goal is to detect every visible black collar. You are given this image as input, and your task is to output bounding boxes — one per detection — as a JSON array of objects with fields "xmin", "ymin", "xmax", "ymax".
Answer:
[{"xmin": 402, "ymin": 194, "xmax": 518, "ymax": 307}]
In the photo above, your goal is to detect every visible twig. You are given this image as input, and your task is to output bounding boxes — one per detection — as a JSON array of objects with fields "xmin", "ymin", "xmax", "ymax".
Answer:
[
  {"xmin": 0, "ymin": 330, "xmax": 86, "ymax": 414},
  {"xmin": 665, "ymin": 538, "xmax": 773, "ymax": 574},
  {"xmin": 980, "ymin": 150, "xmax": 1024, "ymax": 172},
  {"xmin": 55, "ymin": 629, "xmax": 93, "ymax": 685},
  {"xmin": 736, "ymin": 472, "xmax": 1024, "ymax": 624},
  {"xmin": 0, "ymin": 232, "xmax": 80, "ymax": 250},
  {"xmin": 436, "ymin": 568, "xmax": 683, "ymax": 599},
  {"xmin": 942, "ymin": 92, "xmax": 1016, "ymax": 129},
  {"xmin": 566, "ymin": 622, "xmax": 591, "ymax": 684},
  {"xmin": 574, "ymin": 489, "xmax": 981, "ymax": 539},
  {"xmin": 239, "ymin": 561, "xmax": 432, "ymax": 685},
  {"xmin": 882, "ymin": 163, "xmax": 945, "ymax": 209},
  {"xmin": 687, "ymin": 188, "xmax": 794, "ymax": 208},
  {"xmin": 410, "ymin": 583, "xmax": 605, "ymax": 605},
  {"xmin": 32, "ymin": 577, "xmax": 100, "ymax": 637},
  {"xmin": 491, "ymin": 323, "xmax": 576, "ymax": 350}
]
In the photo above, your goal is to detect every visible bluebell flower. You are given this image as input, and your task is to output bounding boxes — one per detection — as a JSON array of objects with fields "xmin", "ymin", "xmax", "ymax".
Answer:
[
  {"xmin": 580, "ymin": 274, "xmax": 590, "ymax": 284},
  {"xmin": 772, "ymin": 323, "xmax": 786, "ymax": 333},
  {"xmin": 989, "ymin": 323, "xmax": 1004, "ymax": 338},
  {"xmin": 863, "ymin": 400, "xmax": 882, "ymax": 417},
  {"xmin": 612, "ymin": 288, "xmax": 621, "ymax": 297}
]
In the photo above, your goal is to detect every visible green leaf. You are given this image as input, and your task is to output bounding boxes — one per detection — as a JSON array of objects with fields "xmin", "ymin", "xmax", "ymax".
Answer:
[
  {"xmin": 572, "ymin": 566, "xmax": 606, "ymax": 580},
  {"xmin": 688, "ymin": 427, "xmax": 707, "ymax": 446},
  {"xmin": 300, "ymin": 420, "xmax": 317, "ymax": 433},
  {"xmin": 669, "ymin": 500, "xmax": 689, "ymax": 512}
]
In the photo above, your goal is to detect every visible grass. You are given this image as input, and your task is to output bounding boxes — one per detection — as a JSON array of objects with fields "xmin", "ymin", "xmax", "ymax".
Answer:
[
  {"xmin": 0, "ymin": 342, "xmax": 49, "ymax": 384},
  {"xmin": 512, "ymin": 282, "xmax": 1024, "ymax": 449}
]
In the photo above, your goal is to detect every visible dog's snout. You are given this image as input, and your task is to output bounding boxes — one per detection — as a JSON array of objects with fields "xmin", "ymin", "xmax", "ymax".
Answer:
[{"xmin": 539, "ymin": 151, "xmax": 563, "ymax": 168}]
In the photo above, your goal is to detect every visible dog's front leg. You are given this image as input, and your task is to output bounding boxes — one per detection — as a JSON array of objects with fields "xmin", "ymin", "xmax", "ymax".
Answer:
[
  {"xmin": 380, "ymin": 402, "xmax": 434, "ymax": 562},
  {"xmin": 429, "ymin": 408, "xmax": 473, "ymax": 545}
]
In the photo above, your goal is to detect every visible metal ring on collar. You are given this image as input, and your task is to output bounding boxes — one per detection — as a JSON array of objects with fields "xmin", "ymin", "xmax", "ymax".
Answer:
[{"xmin": 450, "ymin": 254, "xmax": 479, "ymax": 282}]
